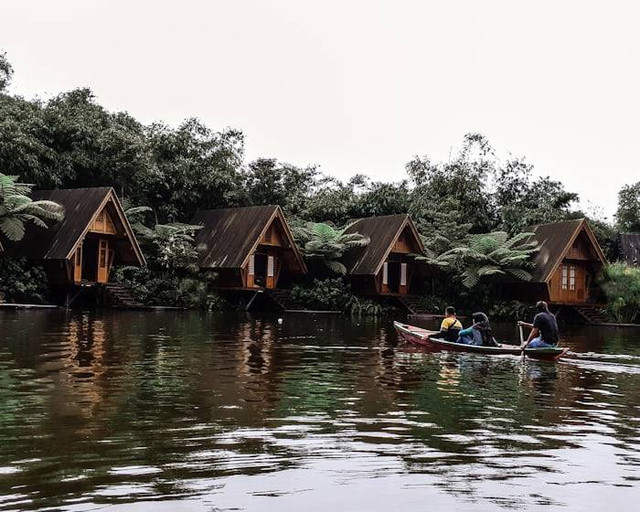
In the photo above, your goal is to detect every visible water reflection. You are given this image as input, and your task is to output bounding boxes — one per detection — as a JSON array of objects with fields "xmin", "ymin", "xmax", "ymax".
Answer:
[{"xmin": 0, "ymin": 311, "xmax": 638, "ymax": 511}]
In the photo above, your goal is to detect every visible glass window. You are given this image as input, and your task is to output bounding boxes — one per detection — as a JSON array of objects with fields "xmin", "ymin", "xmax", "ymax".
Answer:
[
  {"xmin": 561, "ymin": 265, "xmax": 568, "ymax": 290},
  {"xmin": 569, "ymin": 265, "xmax": 576, "ymax": 291}
]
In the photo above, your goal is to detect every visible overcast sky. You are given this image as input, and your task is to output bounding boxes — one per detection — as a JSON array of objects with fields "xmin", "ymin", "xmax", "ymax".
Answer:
[{"xmin": 2, "ymin": 0, "xmax": 639, "ymax": 220}]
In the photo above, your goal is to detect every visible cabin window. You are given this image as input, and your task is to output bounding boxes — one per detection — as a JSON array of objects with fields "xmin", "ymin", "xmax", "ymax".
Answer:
[
  {"xmin": 382, "ymin": 262, "xmax": 389, "ymax": 285},
  {"xmin": 400, "ymin": 263, "xmax": 407, "ymax": 286},
  {"xmin": 569, "ymin": 265, "xmax": 576, "ymax": 291},
  {"xmin": 561, "ymin": 264, "xmax": 577, "ymax": 291},
  {"xmin": 267, "ymin": 256, "xmax": 275, "ymax": 277},
  {"xmin": 99, "ymin": 244, "xmax": 107, "ymax": 268},
  {"xmin": 248, "ymin": 255, "xmax": 255, "ymax": 276}
]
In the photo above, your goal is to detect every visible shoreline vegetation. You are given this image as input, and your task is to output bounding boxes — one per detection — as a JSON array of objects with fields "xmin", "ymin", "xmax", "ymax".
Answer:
[{"xmin": 1, "ymin": 51, "xmax": 640, "ymax": 323}]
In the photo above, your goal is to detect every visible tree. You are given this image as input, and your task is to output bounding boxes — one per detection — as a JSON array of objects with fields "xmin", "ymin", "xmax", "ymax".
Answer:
[
  {"xmin": 354, "ymin": 180, "xmax": 411, "ymax": 218},
  {"xmin": 494, "ymin": 158, "xmax": 579, "ymax": 233},
  {"xmin": 616, "ymin": 182, "xmax": 640, "ymax": 233},
  {"xmin": 0, "ymin": 86, "xmax": 245, "ymax": 224},
  {"xmin": 0, "ymin": 51, "xmax": 13, "ymax": 91},
  {"xmin": 601, "ymin": 263, "xmax": 640, "ymax": 323},
  {"xmin": 0, "ymin": 173, "xmax": 64, "ymax": 242},
  {"xmin": 143, "ymin": 119, "xmax": 244, "ymax": 222},
  {"xmin": 406, "ymin": 133, "xmax": 497, "ymax": 233},
  {"xmin": 292, "ymin": 221, "xmax": 369, "ymax": 275},
  {"xmin": 243, "ymin": 158, "xmax": 319, "ymax": 215},
  {"xmin": 449, "ymin": 231, "xmax": 538, "ymax": 288}
]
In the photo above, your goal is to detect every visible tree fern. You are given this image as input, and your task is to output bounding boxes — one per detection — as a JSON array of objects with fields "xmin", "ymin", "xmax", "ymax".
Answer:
[
  {"xmin": 0, "ymin": 173, "xmax": 64, "ymax": 242},
  {"xmin": 292, "ymin": 221, "xmax": 370, "ymax": 275},
  {"xmin": 453, "ymin": 230, "xmax": 539, "ymax": 288}
]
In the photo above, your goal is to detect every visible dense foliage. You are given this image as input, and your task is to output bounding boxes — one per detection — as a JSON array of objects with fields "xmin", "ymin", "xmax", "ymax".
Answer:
[
  {"xmin": 114, "ymin": 207, "xmax": 222, "ymax": 309},
  {"xmin": 0, "ymin": 52, "xmax": 636, "ymax": 317},
  {"xmin": 291, "ymin": 278, "xmax": 386, "ymax": 316},
  {"xmin": 0, "ymin": 173, "xmax": 63, "ymax": 242},
  {"xmin": 616, "ymin": 182, "xmax": 640, "ymax": 233},
  {"xmin": 0, "ymin": 257, "xmax": 50, "ymax": 304},
  {"xmin": 601, "ymin": 264, "xmax": 640, "ymax": 324},
  {"xmin": 292, "ymin": 221, "xmax": 370, "ymax": 275}
]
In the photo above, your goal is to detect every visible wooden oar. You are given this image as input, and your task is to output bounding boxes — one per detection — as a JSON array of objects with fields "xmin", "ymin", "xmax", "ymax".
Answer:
[{"xmin": 519, "ymin": 322, "xmax": 526, "ymax": 360}]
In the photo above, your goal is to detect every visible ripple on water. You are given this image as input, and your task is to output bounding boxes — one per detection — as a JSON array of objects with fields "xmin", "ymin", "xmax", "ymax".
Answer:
[{"xmin": 0, "ymin": 312, "xmax": 639, "ymax": 511}]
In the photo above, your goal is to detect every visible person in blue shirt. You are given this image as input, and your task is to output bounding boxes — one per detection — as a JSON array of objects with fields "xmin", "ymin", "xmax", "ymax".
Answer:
[{"xmin": 456, "ymin": 312, "xmax": 499, "ymax": 347}]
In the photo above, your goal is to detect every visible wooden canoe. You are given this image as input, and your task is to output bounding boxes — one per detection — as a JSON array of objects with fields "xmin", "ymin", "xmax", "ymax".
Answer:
[{"xmin": 394, "ymin": 321, "xmax": 568, "ymax": 361}]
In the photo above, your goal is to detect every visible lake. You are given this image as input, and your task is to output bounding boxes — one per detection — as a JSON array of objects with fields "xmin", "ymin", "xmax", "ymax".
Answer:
[{"xmin": 0, "ymin": 310, "xmax": 638, "ymax": 511}]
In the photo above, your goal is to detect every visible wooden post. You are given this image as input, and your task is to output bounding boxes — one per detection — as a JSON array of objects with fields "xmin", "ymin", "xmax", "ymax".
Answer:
[
  {"xmin": 381, "ymin": 262, "xmax": 389, "ymax": 294},
  {"xmin": 247, "ymin": 254, "xmax": 255, "ymax": 288},
  {"xmin": 399, "ymin": 263, "xmax": 408, "ymax": 295},
  {"xmin": 266, "ymin": 254, "xmax": 275, "ymax": 289}
]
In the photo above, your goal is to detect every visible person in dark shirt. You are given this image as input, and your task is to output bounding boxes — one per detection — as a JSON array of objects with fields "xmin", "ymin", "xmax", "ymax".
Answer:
[
  {"xmin": 518, "ymin": 301, "xmax": 560, "ymax": 348},
  {"xmin": 456, "ymin": 312, "xmax": 500, "ymax": 347}
]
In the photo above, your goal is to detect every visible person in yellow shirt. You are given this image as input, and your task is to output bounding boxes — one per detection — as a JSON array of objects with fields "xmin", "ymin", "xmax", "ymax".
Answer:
[{"xmin": 437, "ymin": 306, "xmax": 463, "ymax": 342}]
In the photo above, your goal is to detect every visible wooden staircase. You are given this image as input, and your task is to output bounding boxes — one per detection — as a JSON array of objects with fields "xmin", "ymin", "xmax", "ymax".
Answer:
[
  {"xmin": 397, "ymin": 295, "xmax": 430, "ymax": 314},
  {"xmin": 266, "ymin": 289, "xmax": 309, "ymax": 312},
  {"xmin": 574, "ymin": 305, "xmax": 608, "ymax": 324},
  {"xmin": 102, "ymin": 283, "xmax": 144, "ymax": 309}
]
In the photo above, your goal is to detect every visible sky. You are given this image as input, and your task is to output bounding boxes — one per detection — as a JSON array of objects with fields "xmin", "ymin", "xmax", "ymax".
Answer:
[{"xmin": 1, "ymin": 0, "xmax": 639, "ymax": 221}]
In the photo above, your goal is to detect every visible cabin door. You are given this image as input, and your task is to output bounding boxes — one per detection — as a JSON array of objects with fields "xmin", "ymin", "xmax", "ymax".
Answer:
[
  {"xmin": 253, "ymin": 253, "xmax": 268, "ymax": 287},
  {"xmin": 266, "ymin": 255, "xmax": 276, "ymax": 289},
  {"xmin": 73, "ymin": 245, "xmax": 83, "ymax": 283},
  {"xmin": 399, "ymin": 263, "xmax": 408, "ymax": 295},
  {"xmin": 97, "ymin": 239, "xmax": 109, "ymax": 283},
  {"xmin": 387, "ymin": 261, "xmax": 401, "ymax": 293},
  {"xmin": 557, "ymin": 262, "xmax": 586, "ymax": 303}
]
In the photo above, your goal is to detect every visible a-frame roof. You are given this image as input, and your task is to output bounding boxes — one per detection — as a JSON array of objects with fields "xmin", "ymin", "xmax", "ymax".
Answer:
[
  {"xmin": 342, "ymin": 214, "xmax": 425, "ymax": 275},
  {"xmin": 527, "ymin": 218, "xmax": 608, "ymax": 283},
  {"xmin": 4, "ymin": 187, "xmax": 145, "ymax": 265},
  {"xmin": 191, "ymin": 205, "xmax": 306, "ymax": 271}
]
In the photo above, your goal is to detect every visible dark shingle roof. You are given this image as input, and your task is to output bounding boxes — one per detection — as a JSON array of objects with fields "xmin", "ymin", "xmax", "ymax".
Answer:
[
  {"xmin": 619, "ymin": 233, "xmax": 640, "ymax": 266},
  {"xmin": 342, "ymin": 214, "xmax": 424, "ymax": 275},
  {"xmin": 6, "ymin": 187, "xmax": 114, "ymax": 260},
  {"xmin": 191, "ymin": 205, "xmax": 305, "ymax": 270},
  {"xmin": 527, "ymin": 218, "xmax": 606, "ymax": 282}
]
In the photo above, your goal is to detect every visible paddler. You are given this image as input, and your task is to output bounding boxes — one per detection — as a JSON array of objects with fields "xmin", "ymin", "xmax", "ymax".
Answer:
[{"xmin": 518, "ymin": 301, "xmax": 560, "ymax": 349}]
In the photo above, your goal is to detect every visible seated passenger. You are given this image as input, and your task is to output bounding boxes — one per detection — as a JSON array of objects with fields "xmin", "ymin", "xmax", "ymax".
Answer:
[
  {"xmin": 456, "ymin": 312, "xmax": 500, "ymax": 347},
  {"xmin": 437, "ymin": 306, "xmax": 462, "ymax": 342},
  {"xmin": 518, "ymin": 301, "xmax": 560, "ymax": 349}
]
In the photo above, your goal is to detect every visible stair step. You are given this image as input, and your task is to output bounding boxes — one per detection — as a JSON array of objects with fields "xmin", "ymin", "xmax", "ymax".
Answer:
[{"xmin": 102, "ymin": 283, "xmax": 143, "ymax": 308}]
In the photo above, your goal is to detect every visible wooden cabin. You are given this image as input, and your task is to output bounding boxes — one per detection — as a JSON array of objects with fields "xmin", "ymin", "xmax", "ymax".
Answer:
[
  {"xmin": 191, "ymin": 205, "xmax": 307, "ymax": 290},
  {"xmin": 4, "ymin": 187, "xmax": 145, "ymax": 286},
  {"xmin": 619, "ymin": 233, "xmax": 640, "ymax": 267},
  {"xmin": 509, "ymin": 218, "xmax": 608, "ymax": 304},
  {"xmin": 342, "ymin": 214, "xmax": 425, "ymax": 296}
]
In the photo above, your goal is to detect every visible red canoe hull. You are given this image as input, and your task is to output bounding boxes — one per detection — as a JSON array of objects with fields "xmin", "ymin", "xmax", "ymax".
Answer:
[{"xmin": 394, "ymin": 322, "xmax": 567, "ymax": 361}]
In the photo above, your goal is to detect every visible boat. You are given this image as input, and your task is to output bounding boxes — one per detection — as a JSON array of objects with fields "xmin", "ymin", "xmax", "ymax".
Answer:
[{"xmin": 393, "ymin": 321, "xmax": 568, "ymax": 361}]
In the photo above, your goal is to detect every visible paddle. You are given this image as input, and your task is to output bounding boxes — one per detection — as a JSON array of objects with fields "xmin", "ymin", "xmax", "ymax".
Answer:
[{"xmin": 518, "ymin": 322, "xmax": 527, "ymax": 360}]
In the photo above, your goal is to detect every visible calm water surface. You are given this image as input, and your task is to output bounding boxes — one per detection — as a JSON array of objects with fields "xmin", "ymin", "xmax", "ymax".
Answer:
[{"xmin": 0, "ymin": 311, "xmax": 638, "ymax": 511}]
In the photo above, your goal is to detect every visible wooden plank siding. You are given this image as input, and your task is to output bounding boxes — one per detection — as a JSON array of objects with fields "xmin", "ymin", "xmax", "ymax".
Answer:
[
  {"xmin": 3, "ymin": 187, "xmax": 144, "ymax": 287},
  {"xmin": 503, "ymin": 218, "xmax": 608, "ymax": 305},
  {"xmin": 192, "ymin": 205, "xmax": 306, "ymax": 290},
  {"xmin": 344, "ymin": 215, "xmax": 425, "ymax": 296}
]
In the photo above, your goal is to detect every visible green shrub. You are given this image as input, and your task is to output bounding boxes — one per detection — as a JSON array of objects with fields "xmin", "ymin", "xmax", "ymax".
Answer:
[
  {"xmin": 601, "ymin": 263, "xmax": 640, "ymax": 323},
  {"xmin": 112, "ymin": 266, "xmax": 225, "ymax": 310},
  {"xmin": 0, "ymin": 257, "xmax": 51, "ymax": 304},
  {"xmin": 345, "ymin": 296, "xmax": 384, "ymax": 316},
  {"xmin": 291, "ymin": 278, "xmax": 352, "ymax": 311},
  {"xmin": 489, "ymin": 300, "xmax": 536, "ymax": 321}
]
